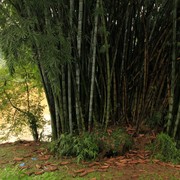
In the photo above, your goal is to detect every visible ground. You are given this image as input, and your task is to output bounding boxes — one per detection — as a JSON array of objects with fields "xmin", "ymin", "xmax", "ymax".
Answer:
[{"xmin": 0, "ymin": 134, "xmax": 180, "ymax": 180}]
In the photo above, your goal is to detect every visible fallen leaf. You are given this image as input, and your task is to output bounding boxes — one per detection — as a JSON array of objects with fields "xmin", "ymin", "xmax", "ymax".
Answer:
[
  {"xmin": 60, "ymin": 161, "xmax": 70, "ymax": 165},
  {"xmin": 129, "ymin": 160, "xmax": 139, "ymax": 164},
  {"xmin": 74, "ymin": 169, "xmax": 86, "ymax": 173},
  {"xmin": 120, "ymin": 159, "xmax": 129, "ymax": 163},
  {"xmin": 157, "ymin": 161, "xmax": 166, "ymax": 166},
  {"xmin": 103, "ymin": 162, "xmax": 111, "ymax": 166},
  {"xmin": 79, "ymin": 171, "xmax": 88, "ymax": 177},
  {"xmin": 153, "ymin": 159, "xmax": 160, "ymax": 163},
  {"xmin": 36, "ymin": 164, "xmax": 42, "ymax": 169},
  {"xmin": 114, "ymin": 162, "xmax": 126, "ymax": 167},
  {"xmin": 14, "ymin": 157, "xmax": 24, "ymax": 161},
  {"xmin": 141, "ymin": 159, "xmax": 148, "ymax": 164},
  {"xmin": 88, "ymin": 162, "xmax": 100, "ymax": 167},
  {"xmin": 39, "ymin": 155, "xmax": 50, "ymax": 161},
  {"xmin": 47, "ymin": 166, "xmax": 58, "ymax": 172},
  {"xmin": 20, "ymin": 165, "xmax": 29, "ymax": 170},
  {"xmin": 137, "ymin": 154, "xmax": 145, "ymax": 159},
  {"xmin": 86, "ymin": 168, "xmax": 95, "ymax": 173},
  {"xmin": 106, "ymin": 157, "xmax": 116, "ymax": 163},
  {"xmin": 131, "ymin": 174, "xmax": 139, "ymax": 178},
  {"xmin": 44, "ymin": 162, "xmax": 52, "ymax": 166},
  {"xmin": 91, "ymin": 178, "xmax": 97, "ymax": 180},
  {"xmin": 100, "ymin": 165, "xmax": 109, "ymax": 169},
  {"xmin": 25, "ymin": 171, "xmax": 34, "ymax": 176},
  {"xmin": 34, "ymin": 171, "xmax": 44, "ymax": 175},
  {"xmin": 165, "ymin": 163, "xmax": 175, "ymax": 168},
  {"xmin": 139, "ymin": 169, "xmax": 147, "ymax": 173},
  {"xmin": 23, "ymin": 154, "xmax": 32, "ymax": 158},
  {"xmin": 116, "ymin": 156, "xmax": 125, "ymax": 160},
  {"xmin": 175, "ymin": 165, "xmax": 180, "ymax": 169}
]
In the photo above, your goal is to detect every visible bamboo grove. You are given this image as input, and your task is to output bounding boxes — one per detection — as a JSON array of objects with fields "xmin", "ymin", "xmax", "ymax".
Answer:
[{"xmin": 0, "ymin": 0, "xmax": 179, "ymax": 140}]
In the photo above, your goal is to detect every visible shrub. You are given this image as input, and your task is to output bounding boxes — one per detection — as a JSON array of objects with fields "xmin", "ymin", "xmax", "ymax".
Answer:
[
  {"xmin": 49, "ymin": 133, "xmax": 75, "ymax": 157},
  {"xmin": 50, "ymin": 132, "xmax": 99, "ymax": 163},
  {"xmin": 149, "ymin": 133, "xmax": 180, "ymax": 164},
  {"xmin": 97, "ymin": 128, "xmax": 133, "ymax": 158},
  {"xmin": 50, "ymin": 128, "xmax": 133, "ymax": 162},
  {"xmin": 74, "ymin": 133, "xmax": 99, "ymax": 162}
]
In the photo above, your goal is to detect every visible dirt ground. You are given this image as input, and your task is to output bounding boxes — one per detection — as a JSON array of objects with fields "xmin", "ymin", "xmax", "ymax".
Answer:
[{"xmin": 0, "ymin": 134, "xmax": 179, "ymax": 180}]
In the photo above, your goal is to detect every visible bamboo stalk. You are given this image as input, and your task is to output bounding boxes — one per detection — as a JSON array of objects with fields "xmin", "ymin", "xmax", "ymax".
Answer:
[
  {"xmin": 167, "ymin": 0, "xmax": 177, "ymax": 133},
  {"xmin": 88, "ymin": 0, "xmax": 99, "ymax": 132}
]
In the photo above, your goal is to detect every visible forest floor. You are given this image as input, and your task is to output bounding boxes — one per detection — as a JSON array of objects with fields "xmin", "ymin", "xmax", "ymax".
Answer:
[{"xmin": 0, "ymin": 133, "xmax": 180, "ymax": 180}]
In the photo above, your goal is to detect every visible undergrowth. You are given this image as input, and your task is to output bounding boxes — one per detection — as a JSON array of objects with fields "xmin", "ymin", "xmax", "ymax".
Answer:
[
  {"xmin": 49, "ymin": 128, "xmax": 133, "ymax": 162},
  {"xmin": 97, "ymin": 128, "xmax": 133, "ymax": 158},
  {"xmin": 49, "ymin": 132, "xmax": 99, "ymax": 163},
  {"xmin": 148, "ymin": 133, "xmax": 180, "ymax": 164}
]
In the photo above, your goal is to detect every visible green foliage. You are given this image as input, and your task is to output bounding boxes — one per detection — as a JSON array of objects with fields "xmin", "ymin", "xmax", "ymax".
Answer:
[
  {"xmin": 49, "ymin": 133, "xmax": 75, "ymax": 157},
  {"xmin": 97, "ymin": 128, "xmax": 133, "ymax": 157},
  {"xmin": 50, "ymin": 129, "xmax": 132, "ymax": 162},
  {"xmin": 0, "ymin": 64, "xmax": 45, "ymax": 141},
  {"xmin": 149, "ymin": 133, "xmax": 180, "ymax": 164},
  {"xmin": 50, "ymin": 133, "xmax": 99, "ymax": 163},
  {"xmin": 147, "ymin": 111, "xmax": 163, "ymax": 128},
  {"xmin": 73, "ymin": 133, "xmax": 99, "ymax": 163}
]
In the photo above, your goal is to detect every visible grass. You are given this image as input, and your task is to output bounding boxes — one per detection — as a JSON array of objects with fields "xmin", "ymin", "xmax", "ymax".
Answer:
[
  {"xmin": 0, "ymin": 166, "xmax": 124, "ymax": 180},
  {"xmin": 138, "ymin": 173, "xmax": 180, "ymax": 180},
  {"xmin": 0, "ymin": 167, "xmax": 179, "ymax": 180}
]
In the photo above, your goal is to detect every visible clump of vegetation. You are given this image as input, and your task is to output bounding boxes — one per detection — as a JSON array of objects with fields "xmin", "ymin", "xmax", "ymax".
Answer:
[
  {"xmin": 97, "ymin": 128, "xmax": 133, "ymax": 158},
  {"xmin": 50, "ymin": 132, "xmax": 99, "ymax": 163},
  {"xmin": 50, "ymin": 128, "xmax": 133, "ymax": 162},
  {"xmin": 149, "ymin": 133, "xmax": 180, "ymax": 164}
]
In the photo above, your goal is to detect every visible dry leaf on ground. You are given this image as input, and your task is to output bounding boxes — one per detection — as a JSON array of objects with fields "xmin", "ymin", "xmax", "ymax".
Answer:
[{"xmin": 13, "ymin": 157, "xmax": 24, "ymax": 161}]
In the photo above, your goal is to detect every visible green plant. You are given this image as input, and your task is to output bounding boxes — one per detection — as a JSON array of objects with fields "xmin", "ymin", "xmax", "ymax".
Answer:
[
  {"xmin": 147, "ymin": 111, "xmax": 163, "ymax": 128},
  {"xmin": 149, "ymin": 133, "xmax": 180, "ymax": 164},
  {"xmin": 50, "ymin": 129, "xmax": 132, "ymax": 162},
  {"xmin": 50, "ymin": 133, "xmax": 99, "ymax": 162},
  {"xmin": 97, "ymin": 128, "xmax": 133, "ymax": 158},
  {"xmin": 49, "ymin": 133, "xmax": 75, "ymax": 157},
  {"xmin": 74, "ymin": 133, "xmax": 99, "ymax": 163}
]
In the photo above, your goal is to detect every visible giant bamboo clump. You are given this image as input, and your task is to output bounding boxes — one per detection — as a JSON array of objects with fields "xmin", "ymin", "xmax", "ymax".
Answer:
[{"xmin": 0, "ymin": 0, "xmax": 179, "ymax": 139}]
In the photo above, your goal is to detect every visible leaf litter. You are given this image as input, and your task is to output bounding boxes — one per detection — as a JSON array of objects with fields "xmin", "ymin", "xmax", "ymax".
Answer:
[{"xmin": 0, "ymin": 134, "xmax": 179, "ymax": 179}]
